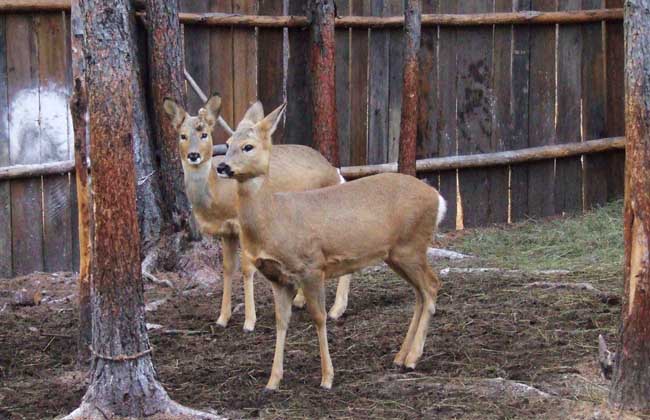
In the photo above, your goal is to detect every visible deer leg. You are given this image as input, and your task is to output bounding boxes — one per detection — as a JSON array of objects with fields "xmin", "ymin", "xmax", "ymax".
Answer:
[
  {"xmin": 266, "ymin": 282, "xmax": 294, "ymax": 391},
  {"xmin": 303, "ymin": 276, "xmax": 334, "ymax": 389},
  {"xmin": 293, "ymin": 287, "xmax": 306, "ymax": 308},
  {"xmin": 217, "ymin": 236, "xmax": 238, "ymax": 328},
  {"xmin": 404, "ymin": 264, "xmax": 441, "ymax": 369},
  {"xmin": 328, "ymin": 274, "xmax": 351, "ymax": 320},
  {"xmin": 241, "ymin": 253, "xmax": 257, "ymax": 332}
]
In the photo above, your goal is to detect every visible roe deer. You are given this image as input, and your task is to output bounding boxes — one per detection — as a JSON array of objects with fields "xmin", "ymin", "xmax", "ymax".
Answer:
[
  {"xmin": 163, "ymin": 94, "xmax": 351, "ymax": 332},
  {"xmin": 217, "ymin": 102, "xmax": 447, "ymax": 390}
]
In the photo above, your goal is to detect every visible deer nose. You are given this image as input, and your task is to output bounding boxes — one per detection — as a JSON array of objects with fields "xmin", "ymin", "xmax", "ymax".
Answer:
[
  {"xmin": 216, "ymin": 162, "xmax": 233, "ymax": 178},
  {"xmin": 187, "ymin": 152, "xmax": 201, "ymax": 162}
]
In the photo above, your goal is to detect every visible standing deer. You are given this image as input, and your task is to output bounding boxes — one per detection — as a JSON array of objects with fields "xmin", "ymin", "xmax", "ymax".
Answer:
[
  {"xmin": 163, "ymin": 94, "xmax": 351, "ymax": 332},
  {"xmin": 217, "ymin": 102, "xmax": 447, "ymax": 390}
]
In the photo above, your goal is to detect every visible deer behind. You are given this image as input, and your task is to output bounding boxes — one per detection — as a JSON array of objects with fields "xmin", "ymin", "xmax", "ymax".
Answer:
[
  {"xmin": 218, "ymin": 102, "xmax": 446, "ymax": 390},
  {"xmin": 163, "ymin": 94, "xmax": 351, "ymax": 332}
]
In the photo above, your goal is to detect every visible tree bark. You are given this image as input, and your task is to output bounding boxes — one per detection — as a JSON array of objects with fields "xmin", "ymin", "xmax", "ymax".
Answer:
[
  {"xmin": 608, "ymin": 0, "xmax": 650, "ymax": 412},
  {"xmin": 145, "ymin": 0, "xmax": 190, "ymax": 232},
  {"xmin": 308, "ymin": 0, "xmax": 339, "ymax": 167},
  {"xmin": 70, "ymin": 0, "xmax": 91, "ymax": 366},
  {"xmin": 64, "ymin": 1, "xmax": 219, "ymax": 418},
  {"xmin": 397, "ymin": 0, "xmax": 420, "ymax": 176}
]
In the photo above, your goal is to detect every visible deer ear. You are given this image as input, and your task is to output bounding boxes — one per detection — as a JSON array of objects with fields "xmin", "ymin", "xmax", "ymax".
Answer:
[
  {"xmin": 163, "ymin": 98, "xmax": 187, "ymax": 129},
  {"xmin": 256, "ymin": 103, "xmax": 286, "ymax": 140},
  {"xmin": 237, "ymin": 101, "xmax": 264, "ymax": 127},
  {"xmin": 204, "ymin": 94, "xmax": 222, "ymax": 127}
]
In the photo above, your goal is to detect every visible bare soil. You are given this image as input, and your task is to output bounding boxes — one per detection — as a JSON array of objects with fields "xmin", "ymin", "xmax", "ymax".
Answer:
[{"xmin": 0, "ymin": 230, "xmax": 643, "ymax": 419}]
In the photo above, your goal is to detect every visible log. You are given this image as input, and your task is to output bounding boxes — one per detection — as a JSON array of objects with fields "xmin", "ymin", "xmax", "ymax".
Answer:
[
  {"xmin": 0, "ymin": 0, "xmax": 145, "ymax": 12},
  {"xmin": 397, "ymin": 0, "xmax": 420, "ymax": 176},
  {"xmin": 12, "ymin": 289, "xmax": 42, "ymax": 307},
  {"xmin": 0, "ymin": 160, "xmax": 74, "ymax": 181},
  {"xmin": 340, "ymin": 137, "xmax": 625, "ymax": 179},
  {"xmin": 308, "ymin": 0, "xmax": 339, "ymax": 166}
]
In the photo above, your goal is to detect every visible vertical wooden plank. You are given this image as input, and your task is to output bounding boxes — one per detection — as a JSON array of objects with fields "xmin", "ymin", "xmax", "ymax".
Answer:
[
  {"xmin": 526, "ymin": 0, "xmax": 556, "ymax": 219},
  {"xmin": 210, "ymin": 0, "xmax": 234, "ymax": 143},
  {"xmin": 436, "ymin": 0, "xmax": 458, "ymax": 230},
  {"xmin": 232, "ymin": 0, "xmax": 257, "ymax": 124},
  {"xmin": 367, "ymin": 0, "xmax": 389, "ymax": 164},
  {"xmin": 258, "ymin": 0, "xmax": 285, "ymax": 143},
  {"xmin": 181, "ymin": 0, "xmax": 210, "ymax": 113},
  {"xmin": 7, "ymin": 14, "xmax": 44, "ymax": 276},
  {"xmin": 483, "ymin": 0, "xmax": 510, "ymax": 225},
  {"xmin": 604, "ymin": 0, "xmax": 625, "ymax": 200},
  {"xmin": 349, "ymin": 0, "xmax": 369, "ymax": 165},
  {"xmin": 0, "ymin": 16, "xmax": 11, "ymax": 277},
  {"xmin": 387, "ymin": 0, "xmax": 403, "ymax": 163},
  {"xmin": 582, "ymin": 0, "xmax": 608, "ymax": 209},
  {"xmin": 554, "ymin": 0, "xmax": 583, "ymax": 215},
  {"xmin": 456, "ymin": 0, "xmax": 497, "ymax": 228},
  {"xmin": 39, "ymin": 12, "xmax": 72, "ymax": 272},
  {"xmin": 509, "ymin": 0, "xmax": 531, "ymax": 222},
  {"xmin": 286, "ymin": 0, "xmax": 312, "ymax": 146},
  {"xmin": 335, "ymin": 0, "xmax": 351, "ymax": 166}
]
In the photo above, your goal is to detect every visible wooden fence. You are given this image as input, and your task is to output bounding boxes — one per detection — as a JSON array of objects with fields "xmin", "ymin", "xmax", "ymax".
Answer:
[{"xmin": 0, "ymin": 0, "xmax": 626, "ymax": 277}]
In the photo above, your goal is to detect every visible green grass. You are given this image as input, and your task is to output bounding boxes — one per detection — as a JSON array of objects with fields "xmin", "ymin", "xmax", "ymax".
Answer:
[{"xmin": 451, "ymin": 200, "xmax": 624, "ymax": 276}]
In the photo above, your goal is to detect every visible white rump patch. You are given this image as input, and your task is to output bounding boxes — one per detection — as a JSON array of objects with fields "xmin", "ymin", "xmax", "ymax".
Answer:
[
  {"xmin": 436, "ymin": 194, "xmax": 447, "ymax": 226},
  {"xmin": 337, "ymin": 168, "xmax": 346, "ymax": 184}
]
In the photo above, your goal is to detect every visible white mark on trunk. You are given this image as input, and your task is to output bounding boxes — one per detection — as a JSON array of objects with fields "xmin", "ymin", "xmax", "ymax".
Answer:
[{"xmin": 629, "ymin": 212, "xmax": 648, "ymax": 316}]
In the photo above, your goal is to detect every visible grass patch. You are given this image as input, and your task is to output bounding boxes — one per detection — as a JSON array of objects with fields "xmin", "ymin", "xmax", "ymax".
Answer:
[{"xmin": 450, "ymin": 200, "xmax": 624, "ymax": 276}]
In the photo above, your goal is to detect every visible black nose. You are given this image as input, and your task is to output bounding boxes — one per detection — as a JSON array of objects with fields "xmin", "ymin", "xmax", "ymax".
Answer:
[
  {"xmin": 217, "ymin": 162, "xmax": 234, "ymax": 177},
  {"xmin": 187, "ymin": 152, "xmax": 200, "ymax": 162}
]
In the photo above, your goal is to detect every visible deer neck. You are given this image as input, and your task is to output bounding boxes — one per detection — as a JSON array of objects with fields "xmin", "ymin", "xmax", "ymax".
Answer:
[
  {"xmin": 236, "ymin": 175, "xmax": 273, "ymax": 247},
  {"xmin": 183, "ymin": 159, "xmax": 216, "ymax": 211}
]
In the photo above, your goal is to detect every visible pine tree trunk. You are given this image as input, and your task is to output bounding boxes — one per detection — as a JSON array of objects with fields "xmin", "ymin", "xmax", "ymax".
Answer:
[
  {"xmin": 608, "ymin": 0, "xmax": 650, "ymax": 412},
  {"xmin": 64, "ymin": 1, "xmax": 219, "ymax": 418}
]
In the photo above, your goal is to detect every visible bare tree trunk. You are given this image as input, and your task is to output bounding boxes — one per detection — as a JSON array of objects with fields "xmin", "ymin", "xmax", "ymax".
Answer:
[
  {"xmin": 397, "ymin": 0, "xmax": 420, "ymax": 176},
  {"xmin": 608, "ymin": 0, "xmax": 650, "ymax": 412},
  {"xmin": 70, "ymin": 0, "xmax": 92, "ymax": 366},
  {"xmin": 308, "ymin": 0, "xmax": 339, "ymax": 167},
  {"xmin": 145, "ymin": 0, "xmax": 190, "ymax": 231},
  {"xmin": 64, "ymin": 1, "xmax": 219, "ymax": 418}
]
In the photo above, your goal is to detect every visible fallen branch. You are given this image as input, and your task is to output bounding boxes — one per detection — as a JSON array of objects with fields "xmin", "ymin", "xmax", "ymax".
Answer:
[
  {"xmin": 145, "ymin": 298, "xmax": 168, "ymax": 312},
  {"xmin": 440, "ymin": 267, "xmax": 571, "ymax": 277},
  {"xmin": 525, "ymin": 281, "xmax": 620, "ymax": 304},
  {"xmin": 184, "ymin": 68, "xmax": 233, "ymax": 135},
  {"xmin": 427, "ymin": 247, "xmax": 472, "ymax": 260}
]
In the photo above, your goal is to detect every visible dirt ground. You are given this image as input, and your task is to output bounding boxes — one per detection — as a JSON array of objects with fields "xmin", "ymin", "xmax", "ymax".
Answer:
[{"xmin": 0, "ymin": 206, "xmax": 645, "ymax": 419}]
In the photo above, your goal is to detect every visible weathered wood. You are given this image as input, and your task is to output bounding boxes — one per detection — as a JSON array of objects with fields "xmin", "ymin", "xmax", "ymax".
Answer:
[
  {"xmin": 397, "ymin": 0, "xmax": 420, "ymax": 177},
  {"xmin": 0, "ymin": 16, "xmax": 11, "ymax": 277},
  {"xmin": 437, "ymin": 0, "xmax": 458, "ymax": 230},
  {"xmin": 0, "ymin": 0, "xmax": 70, "ymax": 12},
  {"xmin": 308, "ymin": 0, "xmax": 339, "ymax": 166},
  {"xmin": 168, "ymin": 9, "xmax": 624, "ymax": 28},
  {"xmin": 232, "ymin": 0, "xmax": 257, "ymax": 124},
  {"xmin": 38, "ymin": 12, "xmax": 73, "ymax": 272},
  {"xmin": 349, "ymin": 0, "xmax": 369, "ymax": 165},
  {"xmin": 0, "ymin": 161, "xmax": 74, "ymax": 181},
  {"xmin": 340, "ymin": 137, "xmax": 625, "ymax": 179},
  {"xmin": 582, "ymin": 0, "xmax": 608, "ymax": 209},
  {"xmin": 387, "ymin": 0, "xmax": 404, "ymax": 164},
  {"xmin": 286, "ymin": 0, "xmax": 312, "ymax": 146},
  {"xmin": 526, "ymin": 0, "xmax": 556, "ymax": 219},
  {"xmin": 367, "ymin": 0, "xmax": 390, "ymax": 164},
  {"xmin": 209, "ymin": 0, "xmax": 234, "ymax": 144},
  {"xmin": 509, "ymin": 0, "xmax": 531, "ymax": 222},
  {"xmin": 180, "ymin": 0, "xmax": 210, "ymax": 114},
  {"xmin": 7, "ymin": 14, "xmax": 44, "ymax": 276},
  {"xmin": 554, "ymin": 0, "xmax": 583, "ymax": 215},
  {"xmin": 335, "ymin": 0, "xmax": 350, "ymax": 165},
  {"xmin": 145, "ymin": 0, "xmax": 191, "ymax": 229},
  {"xmin": 416, "ymin": 0, "xmax": 438, "ymax": 161},
  {"xmin": 185, "ymin": 68, "xmax": 233, "ymax": 135},
  {"xmin": 609, "ymin": 0, "xmax": 650, "ymax": 410},
  {"xmin": 257, "ymin": 0, "xmax": 285, "ymax": 143}
]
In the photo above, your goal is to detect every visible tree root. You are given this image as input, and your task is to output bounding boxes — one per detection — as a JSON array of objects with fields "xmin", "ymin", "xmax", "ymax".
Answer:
[{"xmin": 62, "ymin": 400, "xmax": 224, "ymax": 420}]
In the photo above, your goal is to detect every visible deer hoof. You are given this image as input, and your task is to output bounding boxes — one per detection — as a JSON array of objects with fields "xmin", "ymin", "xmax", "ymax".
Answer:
[
  {"xmin": 243, "ymin": 320, "xmax": 256, "ymax": 332},
  {"xmin": 216, "ymin": 315, "xmax": 230, "ymax": 328}
]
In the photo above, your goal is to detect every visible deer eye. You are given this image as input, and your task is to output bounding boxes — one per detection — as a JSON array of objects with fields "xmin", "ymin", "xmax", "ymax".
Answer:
[
  {"xmin": 243, "ymin": 144, "xmax": 254, "ymax": 152},
  {"xmin": 180, "ymin": 134, "xmax": 187, "ymax": 141},
  {"xmin": 201, "ymin": 132, "xmax": 208, "ymax": 140}
]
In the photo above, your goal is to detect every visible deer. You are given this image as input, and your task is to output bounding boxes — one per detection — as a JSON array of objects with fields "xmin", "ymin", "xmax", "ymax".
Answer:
[
  {"xmin": 163, "ymin": 94, "xmax": 351, "ymax": 332},
  {"xmin": 217, "ymin": 101, "xmax": 447, "ymax": 391}
]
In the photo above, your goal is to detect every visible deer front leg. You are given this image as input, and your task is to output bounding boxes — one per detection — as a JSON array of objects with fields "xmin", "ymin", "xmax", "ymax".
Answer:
[
  {"xmin": 217, "ymin": 236, "xmax": 238, "ymax": 328},
  {"xmin": 303, "ymin": 276, "xmax": 334, "ymax": 389},
  {"xmin": 266, "ymin": 282, "xmax": 294, "ymax": 391},
  {"xmin": 241, "ymin": 253, "xmax": 257, "ymax": 332},
  {"xmin": 328, "ymin": 274, "xmax": 351, "ymax": 320}
]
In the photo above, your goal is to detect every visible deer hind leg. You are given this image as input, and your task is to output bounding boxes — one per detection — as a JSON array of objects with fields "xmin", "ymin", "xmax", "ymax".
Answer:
[
  {"xmin": 302, "ymin": 275, "xmax": 334, "ymax": 389},
  {"xmin": 241, "ymin": 252, "xmax": 257, "ymax": 332},
  {"xmin": 266, "ymin": 282, "xmax": 294, "ymax": 391},
  {"xmin": 293, "ymin": 287, "xmax": 306, "ymax": 308},
  {"xmin": 217, "ymin": 236, "xmax": 238, "ymax": 328},
  {"xmin": 328, "ymin": 274, "xmax": 351, "ymax": 320}
]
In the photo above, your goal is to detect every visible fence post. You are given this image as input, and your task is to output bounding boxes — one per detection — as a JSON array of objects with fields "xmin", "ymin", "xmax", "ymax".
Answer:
[
  {"xmin": 397, "ymin": 0, "xmax": 421, "ymax": 176},
  {"xmin": 308, "ymin": 0, "xmax": 339, "ymax": 166}
]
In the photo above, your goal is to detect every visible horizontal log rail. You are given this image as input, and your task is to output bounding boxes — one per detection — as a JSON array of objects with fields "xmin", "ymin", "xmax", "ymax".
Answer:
[
  {"xmin": 0, "ymin": 160, "xmax": 75, "ymax": 181},
  {"xmin": 340, "ymin": 137, "xmax": 626, "ymax": 179}
]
